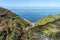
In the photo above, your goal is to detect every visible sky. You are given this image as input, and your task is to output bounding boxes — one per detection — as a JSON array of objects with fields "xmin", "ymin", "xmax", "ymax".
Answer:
[{"xmin": 0, "ymin": 0, "xmax": 60, "ymax": 9}]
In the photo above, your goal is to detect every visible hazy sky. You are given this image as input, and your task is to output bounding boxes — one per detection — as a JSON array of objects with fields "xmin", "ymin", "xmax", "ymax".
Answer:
[{"xmin": 0, "ymin": 0, "xmax": 60, "ymax": 9}]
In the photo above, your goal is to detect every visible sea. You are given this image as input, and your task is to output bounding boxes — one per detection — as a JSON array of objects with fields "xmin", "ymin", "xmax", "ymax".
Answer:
[{"xmin": 10, "ymin": 9, "xmax": 60, "ymax": 23}]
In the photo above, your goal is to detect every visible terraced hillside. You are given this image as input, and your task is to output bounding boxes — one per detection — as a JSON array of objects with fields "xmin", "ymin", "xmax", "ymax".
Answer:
[
  {"xmin": 29, "ymin": 14, "xmax": 60, "ymax": 40},
  {"xmin": 0, "ymin": 7, "xmax": 30, "ymax": 40}
]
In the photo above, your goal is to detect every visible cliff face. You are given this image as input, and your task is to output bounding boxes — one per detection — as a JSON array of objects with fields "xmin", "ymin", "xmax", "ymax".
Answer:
[
  {"xmin": 29, "ymin": 14, "xmax": 60, "ymax": 40},
  {"xmin": 0, "ymin": 7, "xmax": 30, "ymax": 40}
]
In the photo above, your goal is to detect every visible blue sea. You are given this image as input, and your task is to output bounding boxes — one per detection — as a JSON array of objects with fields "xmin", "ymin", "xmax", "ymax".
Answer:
[{"xmin": 10, "ymin": 9, "xmax": 60, "ymax": 22}]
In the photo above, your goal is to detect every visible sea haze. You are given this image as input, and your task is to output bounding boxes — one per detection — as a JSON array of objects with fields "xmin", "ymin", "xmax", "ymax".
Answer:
[{"xmin": 10, "ymin": 9, "xmax": 60, "ymax": 22}]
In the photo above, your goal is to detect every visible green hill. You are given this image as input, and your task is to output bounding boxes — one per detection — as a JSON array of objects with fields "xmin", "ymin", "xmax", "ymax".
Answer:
[
  {"xmin": 29, "ymin": 14, "xmax": 60, "ymax": 40},
  {"xmin": 36, "ymin": 14, "xmax": 60, "ymax": 25},
  {"xmin": 0, "ymin": 7, "xmax": 30, "ymax": 40}
]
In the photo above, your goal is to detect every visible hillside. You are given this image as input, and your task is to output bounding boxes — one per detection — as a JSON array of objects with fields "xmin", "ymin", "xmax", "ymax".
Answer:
[
  {"xmin": 0, "ymin": 7, "xmax": 60, "ymax": 40},
  {"xmin": 29, "ymin": 14, "xmax": 60, "ymax": 40},
  {"xmin": 36, "ymin": 14, "xmax": 60, "ymax": 25},
  {"xmin": 0, "ymin": 7, "xmax": 30, "ymax": 40}
]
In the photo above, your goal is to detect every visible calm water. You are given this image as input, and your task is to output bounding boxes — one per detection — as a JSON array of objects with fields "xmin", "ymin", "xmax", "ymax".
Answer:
[{"xmin": 10, "ymin": 9, "xmax": 60, "ymax": 22}]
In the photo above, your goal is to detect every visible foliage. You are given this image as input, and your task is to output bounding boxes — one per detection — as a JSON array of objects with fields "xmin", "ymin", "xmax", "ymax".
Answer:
[
  {"xmin": 29, "ymin": 14, "xmax": 60, "ymax": 40},
  {"xmin": 36, "ymin": 14, "xmax": 60, "ymax": 25},
  {"xmin": 0, "ymin": 7, "xmax": 30, "ymax": 40},
  {"xmin": 0, "ymin": 7, "xmax": 60, "ymax": 40}
]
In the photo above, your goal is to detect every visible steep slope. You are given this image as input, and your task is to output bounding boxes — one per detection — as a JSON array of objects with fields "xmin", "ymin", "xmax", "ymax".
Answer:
[
  {"xmin": 29, "ymin": 14, "xmax": 60, "ymax": 40},
  {"xmin": 36, "ymin": 14, "xmax": 60, "ymax": 25},
  {"xmin": 0, "ymin": 7, "xmax": 30, "ymax": 40}
]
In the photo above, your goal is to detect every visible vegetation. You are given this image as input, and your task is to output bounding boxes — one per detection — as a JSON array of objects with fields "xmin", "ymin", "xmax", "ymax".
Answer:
[
  {"xmin": 0, "ymin": 7, "xmax": 30, "ymax": 40},
  {"xmin": 29, "ymin": 14, "xmax": 60, "ymax": 40},
  {"xmin": 0, "ymin": 7, "xmax": 60, "ymax": 40},
  {"xmin": 36, "ymin": 14, "xmax": 60, "ymax": 25}
]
